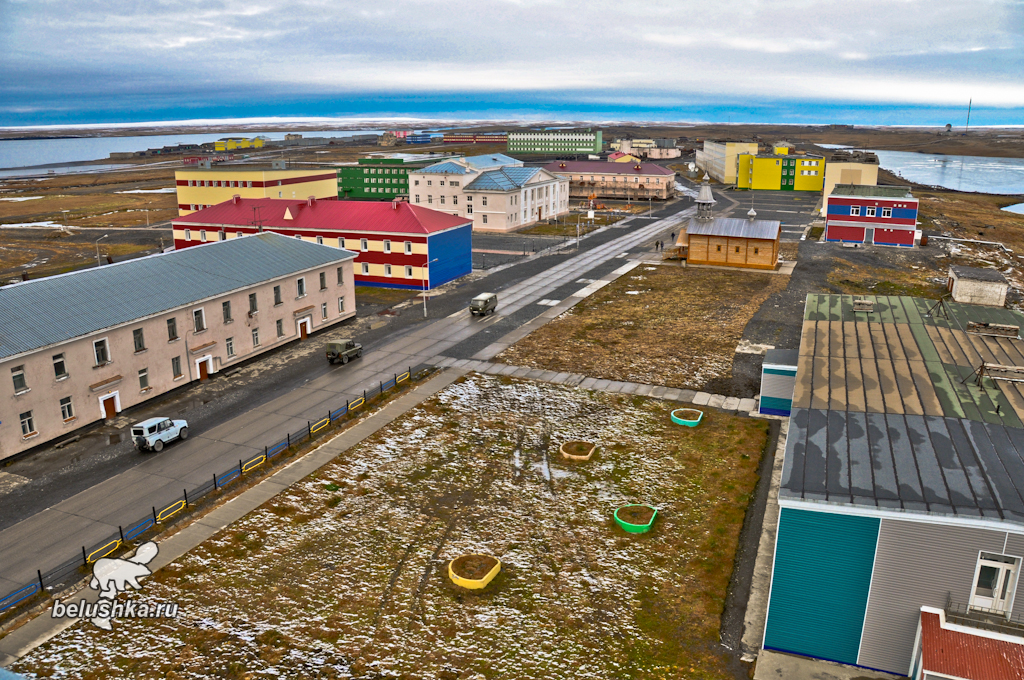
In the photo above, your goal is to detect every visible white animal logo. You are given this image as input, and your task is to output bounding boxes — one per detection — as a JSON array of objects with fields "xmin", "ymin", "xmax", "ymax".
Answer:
[{"xmin": 89, "ymin": 542, "xmax": 158, "ymax": 630}]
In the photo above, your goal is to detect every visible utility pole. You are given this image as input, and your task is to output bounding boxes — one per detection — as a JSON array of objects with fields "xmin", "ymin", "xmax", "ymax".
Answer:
[{"xmin": 965, "ymin": 98, "xmax": 972, "ymax": 133}]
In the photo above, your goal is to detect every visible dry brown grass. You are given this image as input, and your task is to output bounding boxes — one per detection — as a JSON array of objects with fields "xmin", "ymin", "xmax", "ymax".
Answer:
[
  {"xmin": 12, "ymin": 375, "xmax": 768, "ymax": 680},
  {"xmin": 918, "ymin": 191, "xmax": 1024, "ymax": 252},
  {"xmin": 827, "ymin": 259, "xmax": 947, "ymax": 299},
  {"xmin": 497, "ymin": 264, "xmax": 788, "ymax": 389}
]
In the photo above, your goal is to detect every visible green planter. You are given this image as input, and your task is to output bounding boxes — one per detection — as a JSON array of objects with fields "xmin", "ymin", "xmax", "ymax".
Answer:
[
  {"xmin": 671, "ymin": 408, "xmax": 703, "ymax": 427},
  {"xmin": 614, "ymin": 504, "xmax": 658, "ymax": 534}
]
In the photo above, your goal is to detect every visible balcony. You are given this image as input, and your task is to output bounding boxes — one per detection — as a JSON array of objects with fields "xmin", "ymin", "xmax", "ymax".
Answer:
[{"xmin": 945, "ymin": 593, "xmax": 1024, "ymax": 637}]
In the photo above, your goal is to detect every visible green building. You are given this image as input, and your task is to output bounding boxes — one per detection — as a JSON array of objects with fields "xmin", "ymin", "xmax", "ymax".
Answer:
[
  {"xmin": 338, "ymin": 158, "xmax": 441, "ymax": 200},
  {"xmin": 507, "ymin": 129, "xmax": 602, "ymax": 155}
]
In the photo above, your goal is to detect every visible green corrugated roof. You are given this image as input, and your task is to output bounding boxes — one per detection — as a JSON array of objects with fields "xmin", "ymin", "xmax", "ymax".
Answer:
[{"xmin": 830, "ymin": 184, "xmax": 914, "ymax": 198}]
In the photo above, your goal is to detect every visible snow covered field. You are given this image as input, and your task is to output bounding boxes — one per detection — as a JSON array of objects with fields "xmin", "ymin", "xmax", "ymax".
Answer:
[{"xmin": 14, "ymin": 375, "xmax": 767, "ymax": 680}]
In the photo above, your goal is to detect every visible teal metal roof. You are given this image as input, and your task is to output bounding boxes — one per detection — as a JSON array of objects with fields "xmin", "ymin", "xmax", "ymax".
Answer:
[
  {"xmin": 463, "ymin": 153, "xmax": 520, "ymax": 169},
  {"xmin": 416, "ymin": 161, "xmax": 467, "ymax": 174},
  {"xmin": 464, "ymin": 167, "xmax": 541, "ymax": 191},
  {"xmin": 0, "ymin": 233, "xmax": 355, "ymax": 361}
]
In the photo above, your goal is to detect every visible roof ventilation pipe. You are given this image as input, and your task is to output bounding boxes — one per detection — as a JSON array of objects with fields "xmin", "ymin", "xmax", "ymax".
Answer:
[
  {"xmin": 308, "ymin": 196, "xmax": 316, "ymax": 207},
  {"xmin": 232, "ymin": 194, "xmax": 240, "ymax": 204}
]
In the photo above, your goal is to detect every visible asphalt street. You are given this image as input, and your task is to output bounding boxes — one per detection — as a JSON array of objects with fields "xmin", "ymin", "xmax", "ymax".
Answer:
[{"xmin": 0, "ymin": 199, "xmax": 692, "ymax": 598}]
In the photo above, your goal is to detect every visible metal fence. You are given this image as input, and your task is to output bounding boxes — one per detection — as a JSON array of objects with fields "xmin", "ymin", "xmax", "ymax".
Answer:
[
  {"xmin": 944, "ymin": 592, "xmax": 1024, "ymax": 637},
  {"xmin": 0, "ymin": 364, "xmax": 428, "ymax": 616}
]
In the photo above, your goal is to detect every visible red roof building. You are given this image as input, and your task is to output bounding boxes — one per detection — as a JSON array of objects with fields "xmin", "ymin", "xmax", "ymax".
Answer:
[
  {"xmin": 172, "ymin": 197, "xmax": 472, "ymax": 290},
  {"xmin": 542, "ymin": 160, "xmax": 676, "ymax": 200},
  {"xmin": 912, "ymin": 608, "xmax": 1024, "ymax": 680}
]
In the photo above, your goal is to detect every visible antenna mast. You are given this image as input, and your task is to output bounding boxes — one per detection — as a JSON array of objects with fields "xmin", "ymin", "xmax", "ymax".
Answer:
[{"xmin": 965, "ymin": 98, "xmax": 972, "ymax": 133}]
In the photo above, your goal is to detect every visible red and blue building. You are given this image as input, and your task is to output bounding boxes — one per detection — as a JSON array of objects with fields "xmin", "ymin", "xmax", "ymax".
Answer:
[
  {"xmin": 825, "ymin": 185, "xmax": 919, "ymax": 247},
  {"xmin": 171, "ymin": 197, "xmax": 472, "ymax": 290}
]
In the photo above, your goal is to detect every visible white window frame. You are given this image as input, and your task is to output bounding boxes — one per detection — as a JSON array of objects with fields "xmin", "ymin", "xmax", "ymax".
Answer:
[
  {"xmin": 404, "ymin": 241, "xmax": 412, "ymax": 255},
  {"xmin": 184, "ymin": 229, "xmax": 192, "ymax": 241},
  {"xmin": 60, "ymin": 396, "xmax": 74, "ymax": 420},
  {"xmin": 192, "ymin": 308, "xmax": 206, "ymax": 333},
  {"xmin": 252, "ymin": 328, "xmax": 260, "ymax": 347},
  {"xmin": 321, "ymin": 302, "xmax": 328, "ymax": 319},
  {"xmin": 338, "ymin": 296, "xmax": 346, "ymax": 313},
  {"xmin": 882, "ymin": 207, "xmax": 892, "ymax": 218},
  {"xmin": 361, "ymin": 263, "xmax": 369, "ymax": 275},
  {"xmin": 296, "ymin": 277, "xmax": 306, "ymax": 298},
  {"xmin": 200, "ymin": 229, "xmax": 207, "ymax": 242},
  {"xmin": 385, "ymin": 264, "xmax": 392, "ymax": 277},
  {"xmin": 384, "ymin": 240, "xmax": 391, "ymax": 254},
  {"xmin": 360, "ymin": 238, "xmax": 368, "ymax": 252},
  {"xmin": 226, "ymin": 337, "xmax": 235, "ymax": 357},
  {"xmin": 850, "ymin": 206, "xmax": 861, "ymax": 217},
  {"xmin": 866, "ymin": 206, "xmax": 877, "ymax": 217},
  {"xmin": 405, "ymin": 265, "xmax": 413, "ymax": 278},
  {"xmin": 969, "ymin": 551, "xmax": 1021, "ymax": 614},
  {"xmin": 93, "ymin": 338, "xmax": 110, "ymax": 366}
]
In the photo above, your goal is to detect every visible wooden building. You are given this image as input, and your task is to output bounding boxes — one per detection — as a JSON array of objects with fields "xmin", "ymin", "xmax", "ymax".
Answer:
[{"xmin": 679, "ymin": 217, "xmax": 781, "ymax": 269}]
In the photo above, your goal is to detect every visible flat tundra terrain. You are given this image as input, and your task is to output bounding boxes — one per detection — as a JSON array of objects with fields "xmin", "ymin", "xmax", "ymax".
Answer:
[
  {"xmin": 496, "ymin": 265, "xmax": 787, "ymax": 391},
  {"xmin": 13, "ymin": 374, "xmax": 768, "ymax": 680}
]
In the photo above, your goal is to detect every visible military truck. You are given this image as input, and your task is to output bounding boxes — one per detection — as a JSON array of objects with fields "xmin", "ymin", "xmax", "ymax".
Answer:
[{"xmin": 326, "ymin": 339, "xmax": 362, "ymax": 364}]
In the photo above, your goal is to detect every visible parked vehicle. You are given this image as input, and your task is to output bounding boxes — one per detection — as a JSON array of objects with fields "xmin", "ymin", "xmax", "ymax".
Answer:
[
  {"xmin": 326, "ymin": 339, "xmax": 362, "ymax": 364},
  {"xmin": 131, "ymin": 417, "xmax": 188, "ymax": 452},
  {"xmin": 470, "ymin": 293, "xmax": 498, "ymax": 316}
]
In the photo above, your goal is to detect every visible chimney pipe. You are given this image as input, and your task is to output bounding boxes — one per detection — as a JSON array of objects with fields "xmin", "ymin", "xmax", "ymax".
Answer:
[{"xmin": 232, "ymin": 194, "xmax": 240, "ymax": 205}]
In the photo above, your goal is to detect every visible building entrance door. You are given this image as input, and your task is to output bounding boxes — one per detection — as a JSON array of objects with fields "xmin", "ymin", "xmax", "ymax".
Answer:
[
  {"xmin": 198, "ymin": 360, "xmax": 209, "ymax": 381},
  {"xmin": 299, "ymin": 320, "xmax": 309, "ymax": 340},
  {"xmin": 971, "ymin": 553, "xmax": 1019, "ymax": 613},
  {"xmin": 101, "ymin": 395, "xmax": 117, "ymax": 420}
]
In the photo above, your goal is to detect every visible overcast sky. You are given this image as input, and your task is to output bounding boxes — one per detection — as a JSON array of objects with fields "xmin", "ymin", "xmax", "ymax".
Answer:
[{"xmin": 1, "ymin": 0, "xmax": 1022, "ymax": 124}]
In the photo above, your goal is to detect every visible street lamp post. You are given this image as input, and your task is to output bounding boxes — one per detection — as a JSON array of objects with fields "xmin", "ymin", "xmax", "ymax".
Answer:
[
  {"xmin": 95, "ymin": 234, "xmax": 109, "ymax": 267},
  {"xmin": 421, "ymin": 257, "xmax": 439, "ymax": 318}
]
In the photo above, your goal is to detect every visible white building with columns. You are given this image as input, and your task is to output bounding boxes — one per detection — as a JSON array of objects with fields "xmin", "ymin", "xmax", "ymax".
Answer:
[{"xmin": 408, "ymin": 154, "xmax": 570, "ymax": 232}]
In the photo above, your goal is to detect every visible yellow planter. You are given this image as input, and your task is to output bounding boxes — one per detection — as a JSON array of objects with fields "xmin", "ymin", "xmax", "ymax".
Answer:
[
  {"xmin": 560, "ymin": 441, "xmax": 597, "ymax": 461},
  {"xmin": 448, "ymin": 554, "xmax": 501, "ymax": 590}
]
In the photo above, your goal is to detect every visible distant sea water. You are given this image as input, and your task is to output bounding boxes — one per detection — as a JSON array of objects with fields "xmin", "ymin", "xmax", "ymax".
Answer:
[
  {"xmin": 0, "ymin": 129, "xmax": 383, "ymax": 173},
  {"xmin": 815, "ymin": 144, "xmax": 1024, "ymax": 195}
]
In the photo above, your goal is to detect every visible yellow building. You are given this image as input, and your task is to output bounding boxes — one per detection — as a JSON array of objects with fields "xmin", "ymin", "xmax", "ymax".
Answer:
[
  {"xmin": 174, "ymin": 166, "xmax": 339, "ymax": 216},
  {"xmin": 695, "ymin": 140, "xmax": 760, "ymax": 184},
  {"xmin": 821, "ymin": 150, "xmax": 879, "ymax": 214},
  {"xmin": 213, "ymin": 137, "xmax": 265, "ymax": 152},
  {"xmin": 737, "ymin": 153, "xmax": 825, "ymax": 192}
]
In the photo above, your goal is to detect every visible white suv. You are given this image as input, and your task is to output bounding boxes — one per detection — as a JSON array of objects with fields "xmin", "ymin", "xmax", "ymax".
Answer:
[{"xmin": 131, "ymin": 417, "xmax": 189, "ymax": 452}]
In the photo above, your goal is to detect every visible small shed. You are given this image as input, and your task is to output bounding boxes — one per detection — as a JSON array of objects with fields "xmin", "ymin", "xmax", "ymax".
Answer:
[
  {"xmin": 759, "ymin": 349, "xmax": 799, "ymax": 416},
  {"xmin": 948, "ymin": 265, "xmax": 1009, "ymax": 307}
]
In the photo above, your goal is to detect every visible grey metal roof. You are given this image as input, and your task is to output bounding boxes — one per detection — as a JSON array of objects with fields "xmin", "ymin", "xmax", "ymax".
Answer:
[
  {"xmin": 950, "ymin": 265, "xmax": 1008, "ymax": 283},
  {"xmin": 0, "ymin": 233, "xmax": 355, "ymax": 361},
  {"xmin": 685, "ymin": 217, "xmax": 781, "ymax": 240},
  {"xmin": 464, "ymin": 167, "xmax": 541, "ymax": 191},
  {"xmin": 780, "ymin": 408, "xmax": 1024, "ymax": 524},
  {"xmin": 831, "ymin": 184, "xmax": 914, "ymax": 199}
]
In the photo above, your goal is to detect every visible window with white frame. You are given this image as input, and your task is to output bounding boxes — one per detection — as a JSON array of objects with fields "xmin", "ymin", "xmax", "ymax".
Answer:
[
  {"xmin": 53, "ymin": 353, "xmax": 67, "ymax": 379},
  {"xmin": 338, "ymin": 296, "xmax": 345, "ymax": 312},
  {"xmin": 316, "ymin": 236, "xmax": 323, "ymax": 244},
  {"xmin": 467, "ymin": 205, "xmax": 474, "ymax": 214},
  {"xmin": 482, "ymin": 196, "xmax": 488, "ymax": 206},
  {"xmin": 133, "ymin": 328, "xmax": 146, "ymax": 352},
  {"xmin": 385, "ymin": 264, "xmax": 392, "ymax": 277},
  {"xmin": 276, "ymin": 319, "xmax": 284, "ymax": 337},
  {"xmin": 404, "ymin": 241, "xmax": 412, "ymax": 255},
  {"xmin": 226, "ymin": 337, "xmax": 235, "ymax": 357},
  {"xmin": 297, "ymin": 277, "xmax": 306, "ymax": 297},
  {"xmin": 850, "ymin": 206, "xmax": 861, "ymax": 216},
  {"xmin": 273, "ymin": 285, "xmax": 282, "ymax": 305},
  {"xmin": 405, "ymin": 265, "xmax": 413, "ymax": 278},
  {"xmin": 252, "ymin": 328, "xmax": 260, "ymax": 347},
  {"xmin": 415, "ymin": 195, "xmax": 420, "ymax": 203},
  {"xmin": 172, "ymin": 356, "xmax": 182, "ymax": 378},
  {"xmin": 360, "ymin": 238, "xmax": 368, "ymax": 251},
  {"xmin": 11, "ymin": 365, "xmax": 27, "ymax": 392},
  {"xmin": 882, "ymin": 207, "xmax": 892, "ymax": 218},
  {"xmin": 321, "ymin": 302, "xmax": 328, "ymax": 319},
  {"xmin": 138, "ymin": 368, "xmax": 149, "ymax": 390},
  {"xmin": 361, "ymin": 263, "xmax": 369, "ymax": 275},
  {"xmin": 60, "ymin": 396, "xmax": 74, "ymax": 420},
  {"xmin": 384, "ymin": 240, "xmax": 391, "ymax": 253},
  {"xmin": 200, "ymin": 230, "xmax": 207, "ymax": 242},
  {"xmin": 94, "ymin": 338, "xmax": 110, "ymax": 365},
  {"xmin": 184, "ymin": 229, "xmax": 192, "ymax": 241},
  {"xmin": 866, "ymin": 207, "xmax": 877, "ymax": 217},
  {"xmin": 20, "ymin": 410, "xmax": 34, "ymax": 436},
  {"xmin": 483, "ymin": 215, "xmax": 488, "ymax": 224},
  {"xmin": 193, "ymin": 308, "xmax": 206, "ymax": 332}
]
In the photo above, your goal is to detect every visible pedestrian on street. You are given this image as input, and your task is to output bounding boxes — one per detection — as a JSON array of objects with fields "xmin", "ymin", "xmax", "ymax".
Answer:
[{"xmin": 670, "ymin": 231, "xmax": 675, "ymax": 242}]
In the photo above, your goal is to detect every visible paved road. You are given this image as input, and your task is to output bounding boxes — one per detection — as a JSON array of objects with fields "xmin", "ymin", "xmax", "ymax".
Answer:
[{"xmin": 0, "ymin": 202, "xmax": 693, "ymax": 597}]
